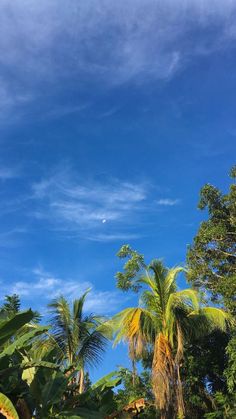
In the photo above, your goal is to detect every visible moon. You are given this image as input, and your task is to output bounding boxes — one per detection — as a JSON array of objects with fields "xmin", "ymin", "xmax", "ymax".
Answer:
[{"xmin": 102, "ymin": 219, "xmax": 107, "ymax": 224}]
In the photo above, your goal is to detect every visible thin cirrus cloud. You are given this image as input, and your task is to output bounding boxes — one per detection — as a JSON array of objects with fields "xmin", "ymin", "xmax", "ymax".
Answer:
[
  {"xmin": 0, "ymin": 167, "xmax": 18, "ymax": 180},
  {"xmin": 32, "ymin": 168, "xmax": 150, "ymax": 241},
  {"xmin": 86, "ymin": 233, "xmax": 141, "ymax": 243},
  {"xmin": 1, "ymin": 0, "xmax": 236, "ymax": 117},
  {"xmin": 156, "ymin": 198, "xmax": 180, "ymax": 206},
  {"xmin": 0, "ymin": 228, "xmax": 27, "ymax": 248},
  {"xmin": 4, "ymin": 266, "xmax": 126, "ymax": 314}
]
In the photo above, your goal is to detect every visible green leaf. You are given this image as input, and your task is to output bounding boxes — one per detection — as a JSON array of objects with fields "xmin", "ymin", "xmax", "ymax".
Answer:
[
  {"xmin": 41, "ymin": 370, "xmax": 67, "ymax": 407},
  {"xmin": 0, "ymin": 310, "xmax": 34, "ymax": 346},
  {"xmin": 22, "ymin": 359, "xmax": 58, "ymax": 385},
  {"xmin": 0, "ymin": 325, "xmax": 49, "ymax": 358},
  {"xmin": 57, "ymin": 410, "xmax": 104, "ymax": 419},
  {"xmin": 0, "ymin": 392, "xmax": 19, "ymax": 419},
  {"xmin": 92, "ymin": 371, "xmax": 121, "ymax": 391}
]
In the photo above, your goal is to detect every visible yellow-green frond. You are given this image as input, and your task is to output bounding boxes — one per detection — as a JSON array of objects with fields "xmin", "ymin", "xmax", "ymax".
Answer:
[
  {"xmin": 198, "ymin": 307, "xmax": 228, "ymax": 331},
  {"xmin": 166, "ymin": 289, "xmax": 199, "ymax": 323},
  {"xmin": 164, "ymin": 267, "xmax": 186, "ymax": 297},
  {"xmin": 112, "ymin": 307, "xmax": 155, "ymax": 346},
  {"xmin": 138, "ymin": 270, "xmax": 158, "ymax": 294}
]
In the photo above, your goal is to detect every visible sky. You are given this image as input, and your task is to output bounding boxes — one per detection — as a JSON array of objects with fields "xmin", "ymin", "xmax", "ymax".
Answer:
[{"xmin": 0, "ymin": 0, "xmax": 236, "ymax": 380}]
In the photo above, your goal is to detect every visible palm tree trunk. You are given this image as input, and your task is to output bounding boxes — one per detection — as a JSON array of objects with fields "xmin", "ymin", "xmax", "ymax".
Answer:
[
  {"xmin": 152, "ymin": 334, "xmax": 175, "ymax": 418},
  {"xmin": 175, "ymin": 323, "xmax": 185, "ymax": 418},
  {"xmin": 132, "ymin": 358, "xmax": 137, "ymax": 386},
  {"xmin": 176, "ymin": 364, "xmax": 184, "ymax": 419},
  {"xmin": 79, "ymin": 368, "xmax": 84, "ymax": 394}
]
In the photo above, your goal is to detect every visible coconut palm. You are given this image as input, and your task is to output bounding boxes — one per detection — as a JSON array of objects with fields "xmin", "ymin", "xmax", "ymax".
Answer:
[
  {"xmin": 48, "ymin": 289, "xmax": 109, "ymax": 393},
  {"xmin": 112, "ymin": 260, "xmax": 228, "ymax": 418}
]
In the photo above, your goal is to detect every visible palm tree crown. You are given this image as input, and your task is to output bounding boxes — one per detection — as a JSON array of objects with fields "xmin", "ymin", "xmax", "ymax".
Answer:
[
  {"xmin": 112, "ymin": 260, "xmax": 228, "ymax": 418},
  {"xmin": 48, "ymin": 289, "xmax": 109, "ymax": 392}
]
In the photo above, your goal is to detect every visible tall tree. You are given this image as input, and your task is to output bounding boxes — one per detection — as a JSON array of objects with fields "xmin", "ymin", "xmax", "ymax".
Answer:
[
  {"xmin": 187, "ymin": 166, "xmax": 236, "ymax": 315},
  {"xmin": 114, "ymin": 248, "xmax": 228, "ymax": 418},
  {"xmin": 48, "ymin": 290, "xmax": 109, "ymax": 393},
  {"xmin": 0, "ymin": 295, "xmax": 21, "ymax": 318},
  {"xmin": 187, "ymin": 167, "xmax": 236, "ymax": 399}
]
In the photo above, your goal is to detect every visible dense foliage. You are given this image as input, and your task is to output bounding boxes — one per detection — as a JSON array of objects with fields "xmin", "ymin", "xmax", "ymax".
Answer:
[
  {"xmin": 0, "ymin": 167, "xmax": 235, "ymax": 418},
  {"xmin": 187, "ymin": 166, "xmax": 236, "ymax": 416},
  {"xmin": 187, "ymin": 166, "xmax": 236, "ymax": 315}
]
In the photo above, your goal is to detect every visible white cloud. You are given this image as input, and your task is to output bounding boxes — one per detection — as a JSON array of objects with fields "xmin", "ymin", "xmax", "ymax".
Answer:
[
  {"xmin": 0, "ymin": 0, "xmax": 236, "ymax": 117},
  {"xmin": 156, "ymin": 198, "xmax": 180, "ymax": 206},
  {"xmin": 32, "ymin": 167, "xmax": 149, "ymax": 240},
  {"xmin": 87, "ymin": 233, "xmax": 141, "ymax": 242},
  {"xmin": 4, "ymin": 266, "xmax": 125, "ymax": 314}
]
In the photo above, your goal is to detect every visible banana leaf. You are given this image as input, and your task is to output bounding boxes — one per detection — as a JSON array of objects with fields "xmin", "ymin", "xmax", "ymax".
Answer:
[
  {"xmin": 0, "ymin": 326, "xmax": 49, "ymax": 358},
  {"xmin": 0, "ymin": 310, "xmax": 34, "ymax": 346},
  {"xmin": 0, "ymin": 392, "xmax": 19, "ymax": 419}
]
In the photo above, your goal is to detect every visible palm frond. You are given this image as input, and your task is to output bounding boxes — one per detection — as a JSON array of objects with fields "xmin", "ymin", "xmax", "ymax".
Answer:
[
  {"xmin": 200, "ymin": 307, "xmax": 229, "ymax": 330},
  {"xmin": 112, "ymin": 307, "xmax": 156, "ymax": 348},
  {"xmin": 163, "ymin": 266, "xmax": 185, "ymax": 298},
  {"xmin": 48, "ymin": 293, "xmax": 110, "ymax": 374},
  {"xmin": 73, "ymin": 288, "xmax": 91, "ymax": 322},
  {"xmin": 96, "ymin": 321, "xmax": 114, "ymax": 340},
  {"xmin": 149, "ymin": 260, "xmax": 167, "ymax": 316},
  {"xmin": 138, "ymin": 270, "xmax": 157, "ymax": 293},
  {"xmin": 140, "ymin": 291, "xmax": 164, "ymax": 329},
  {"xmin": 188, "ymin": 306, "xmax": 229, "ymax": 337},
  {"xmin": 165, "ymin": 289, "xmax": 199, "ymax": 345},
  {"xmin": 48, "ymin": 296, "xmax": 73, "ymax": 363},
  {"xmin": 166, "ymin": 289, "xmax": 199, "ymax": 322},
  {"xmin": 149, "ymin": 259, "xmax": 167, "ymax": 281},
  {"xmin": 77, "ymin": 329, "xmax": 108, "ymax": 368}
]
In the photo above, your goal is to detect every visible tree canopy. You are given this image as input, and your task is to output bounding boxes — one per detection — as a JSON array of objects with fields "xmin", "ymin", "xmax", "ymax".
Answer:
[{"xmin": 187, "ymin": 167, "xmax": 236, "ymax": 315}]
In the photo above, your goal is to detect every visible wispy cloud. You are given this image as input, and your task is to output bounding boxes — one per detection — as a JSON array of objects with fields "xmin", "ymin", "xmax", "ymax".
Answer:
[
  {"xmin": 42, "ymin": 103, "xmax": 90, "ymax": 121},
  {"xmin": 3, "ymin": 266, "xmax": 126, "ymax": 314},
  {"xmin": 98, "ymin": 107, "xmax": 120, "ymax": 119},
  {"xmin": 0, "ymin": 228, "xmax": 27, "ymax": 248},
  {"xmin": 0, "ymin": 167, "xmax": 18, "ymax": 180},
  {"xmin": 156, "ymin": 198, "xmax": 180, "ymax": 206},
  {"xmin": 31, "ymin": 166, "xmax": 150, "ymax": 240},
  {"xmin": 1, "ymin": 0, "xmax": 236, "ymax": 118},
  {"xmin": 87, "ymin": 233, "xmax": 142, "ymax": 242}
]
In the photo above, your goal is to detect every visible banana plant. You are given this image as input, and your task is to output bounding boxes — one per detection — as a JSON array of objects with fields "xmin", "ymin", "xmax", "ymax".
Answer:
[
  {"xmin": 29, "ymin": 370, "xmax": 121, "ymax": 418},
  {"xmin": 0, "ymin": 309, "xmax": 52, "ymax": 418},
  {"xmin": 0, "ymin": 392, "xmax": 19, "ymax": 419}
]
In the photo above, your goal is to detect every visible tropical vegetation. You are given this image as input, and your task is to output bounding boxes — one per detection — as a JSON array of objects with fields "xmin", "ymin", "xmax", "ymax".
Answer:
[{"xmin": 0, "ymin": 167, "xmax": 235, "ymax": 418}]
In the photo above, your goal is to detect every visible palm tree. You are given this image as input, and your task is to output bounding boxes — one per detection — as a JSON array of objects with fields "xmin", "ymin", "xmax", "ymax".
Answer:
[
  {"xmin": 112, "ymin": 260, "xmax": 228, "ymax": 418},
  {"xmin": 48, "ymin": 289, "xmax": 109, "ymax": 393}
]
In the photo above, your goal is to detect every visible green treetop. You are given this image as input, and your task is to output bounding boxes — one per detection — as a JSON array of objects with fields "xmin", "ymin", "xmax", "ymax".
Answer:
[{"xmin": 187, "ymin": 166, "xmax": 236, "ymax": 315}]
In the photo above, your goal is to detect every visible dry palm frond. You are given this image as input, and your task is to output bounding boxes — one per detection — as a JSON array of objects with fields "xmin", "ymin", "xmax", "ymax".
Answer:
[
  {"xmin": 126, "ymin": 308, "xmax": 142, "ymax": 337},
  {"xmin": 128, "ymin": 332, "xmax": 146, "ymax": 361},
  {"xmin": 135, "ymin": 332, "xmax": 145, "ymax": 358}
]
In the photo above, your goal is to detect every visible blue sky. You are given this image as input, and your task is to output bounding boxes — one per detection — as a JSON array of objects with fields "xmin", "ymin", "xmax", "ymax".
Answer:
[{"xmin": 0, "ymin": 0, "xmax": 236, "ymax": 379}]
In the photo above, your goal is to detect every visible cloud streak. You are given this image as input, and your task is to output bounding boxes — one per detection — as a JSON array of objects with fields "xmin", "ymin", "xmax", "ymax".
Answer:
[
  {"xmin": 32, "ymin": 167, "xmax": 150, "ymax": 240},
  {"xmin": 156, "ymin": 198, "xmax": 180, "ymax": 206},
  {"xmin": 0, "ymin": 166, "xmax": 19, "ymax": 180},
  {"xmin": 1, "ymin": 0, "xmax": 236, "ymax": 118},
  {"xmin": 3, "ymin": 266, "xmax": 126, "ymax": 314}
]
